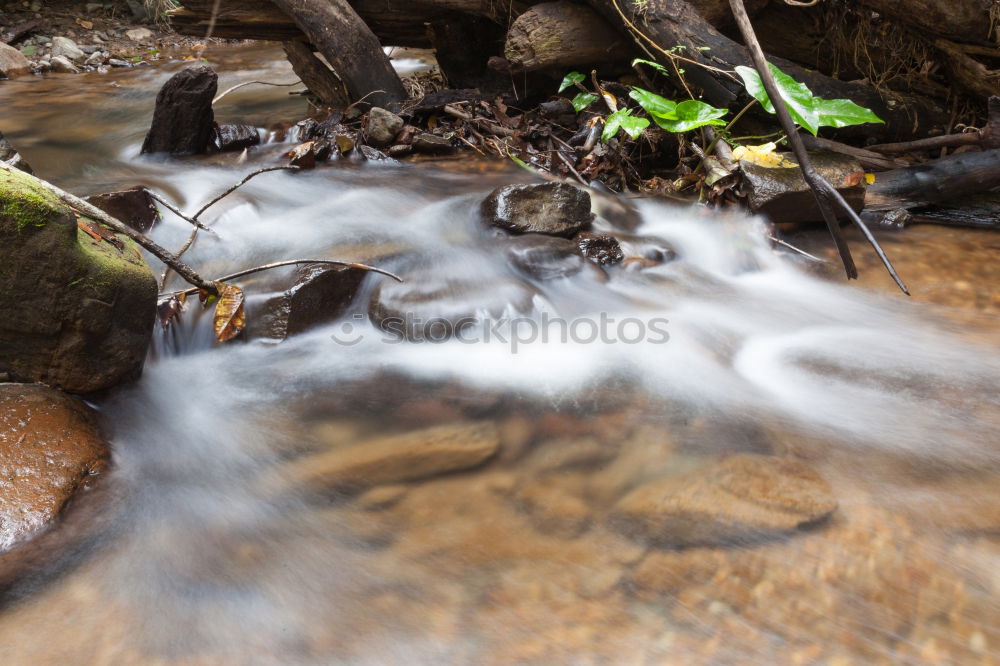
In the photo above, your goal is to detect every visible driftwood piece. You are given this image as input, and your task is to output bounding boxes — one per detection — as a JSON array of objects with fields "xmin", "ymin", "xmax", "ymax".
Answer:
[
  {"xmin": 270, "ymin": 0, "xmax": 406, "ymax": 108},
  {"xmin": 140, "ymin": 66, "xmax": 217, "ymax": 155},
  {"xmin": 504, "ymin": 1, "xmax": 633, "ymax": 72},
  {"xmin": 864, "ymin": 149, "xmax": 1000, "ymax": 211},
  {"xmin": 857, "ymin": 0, "xmax": 995, "ymax": 43},
  {"xmin": 282, "ymin": 40, "xmax": 348, "ymax": 107}
]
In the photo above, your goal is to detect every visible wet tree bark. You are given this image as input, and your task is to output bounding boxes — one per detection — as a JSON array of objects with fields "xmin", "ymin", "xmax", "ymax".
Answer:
[
  {"xmin": 282, "ymin": 39, "xmax": 349, "ymax": 107},
  {"xmin": 269, "ymin": 0, "xmax": 407, "ymax": 108},
  {"xmin": 503, "ymin": 1, "xmax": 633, "ymax": 73}
]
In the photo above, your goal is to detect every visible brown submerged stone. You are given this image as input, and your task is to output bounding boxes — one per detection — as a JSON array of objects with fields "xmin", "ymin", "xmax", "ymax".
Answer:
[
  {"xmin": 610, "ymin": 454, "xmax": 838, "ymax": 547},
  {"xmin": 285, "ymin": 421, "xmax": 501, "ymax": 491},
  {"xmin": 0, "ymin": 384, "xmax": 109, "ymax": 551}
]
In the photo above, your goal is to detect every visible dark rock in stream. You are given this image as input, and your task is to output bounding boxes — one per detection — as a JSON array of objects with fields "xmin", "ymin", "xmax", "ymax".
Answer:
[
  {"xmin": 213, "ymin": 123, "xmax": 261, "ymax": 153},
  {"xmin": 575, "ymin": 232, "xmax": 624, "ymax": 265},
  {"xmin": 0, "ymin": 384, "xmax": 109, "ymax": 551},
  {"xmin": 85, "ymin": 186, "xmax": 160, "ymax": 233},
  {"xmin": 140, "ymin": 66, "xmax": 217, "ymax": 156},
  {"xmin": 0, "ymin": 167, "xmax": 157, "ymax": 393},
  {"xmin": 742, "ymin": 151, "xmax": 866, "ymax": 223},
  {"xmin": 482, "ymin": 182, "xmax": 593, "ymax": 237},
  {"xmin": 411, "ymin": 133, "xmax": 455, "ymax": 155},
  {"xmin": 247, "ymin": 263, "xmax": 369, "ymax": 341}
]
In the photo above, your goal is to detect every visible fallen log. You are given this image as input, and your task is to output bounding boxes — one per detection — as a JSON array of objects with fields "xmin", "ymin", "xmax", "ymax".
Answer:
[
  {"xmin": 864, "ymin": 149, "xmax": 1000, "ymax": 211},
  {"xmin": 270, "ymin": 0, "xmax": 406, "ymax": 108},
  {"xmin": 504, "ymin": 1, "xmax": 634, "ymax": 72},
  {"xmin": 171, "ymin": 0, "xmax": 535, "ymax": 47}
]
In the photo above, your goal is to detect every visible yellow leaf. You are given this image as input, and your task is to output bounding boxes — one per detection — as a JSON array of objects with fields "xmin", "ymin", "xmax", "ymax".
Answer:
[
  {"xmin": 732, "ymin": 142, "xmax": 798, "ymax": 168},
  {"xmin": 865, "ymin": 173, "xmax": 876, "ymax": 184},
  {"xmin": 213, "ymin": 282, "xmax": 245, "ymax": 342}
]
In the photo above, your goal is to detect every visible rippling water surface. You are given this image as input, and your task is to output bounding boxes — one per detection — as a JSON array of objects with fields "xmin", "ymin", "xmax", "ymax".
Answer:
[{"xmin": 0, "ymin": 45, "xmax": 998, "ymax": 665}]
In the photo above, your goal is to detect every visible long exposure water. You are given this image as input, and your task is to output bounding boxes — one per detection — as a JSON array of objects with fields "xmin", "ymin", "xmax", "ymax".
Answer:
[{"xmin": 0, "ymin": 45, "xmax": 998, "ymax": 665}]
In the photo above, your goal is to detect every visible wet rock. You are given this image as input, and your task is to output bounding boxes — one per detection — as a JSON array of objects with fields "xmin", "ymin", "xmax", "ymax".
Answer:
[
  {"xmin": 482, "ymin": 182, "xmax": 593, "ymax": 237},
  {"xmin": 0, "ymin": 167, "xmax": 157, "ymax": 393},
  {"xmin": 575, "ymin": 231, "xmax": 624, "ymax": 265},
  {"xmin": 140, "ymin": 66, "xmax": 217, "ymax": 156},
  {"xmin": 285, "ymin": 421, "xmax": 500, "ymax": 491},
  {"xmin": 0, "ymin": 384, "xmax": 109, "ymax": 551},
  {"xmin": 358, "ymin": 145, "xmax": 397, "ymax": 163},
  {"xmin": 124, "ymin": 27, "xmax": 153, "ymax": 42},
  {"xmin": 504, "ymin": 233, "xmax": 588, "ymax": 280},
  {"xmin": 369, "ymin": 263, "xmax": 536, "ymax": 341},
  {"xmin": 108, "ymin": 59, "xmax": 129, "ymax": 68},
  {"xmin": 85, "ymin": 186, "xmax": 159, "ymax": 233},
  {"xmin": 411, "ymin": 133, "xmax": 455, "ymax": 154},
  {"xmin": 366, "ymin": 107, "xmax": 404, "ymax": 147},
  {"xmin": 0, "ymin": 130, "xmax": 32, "ymax": 173},
  {"xmin": 514, "ymin": 482, "xmax": 591, "ymax": 537},
  {"xmin": 213, "ymin": 123, "xmax": 261, "ymax": 153},
  {"xmin": 742, "ymin": 152, "xmax": 866, "ymax": 223},
  {"xmin": 0, "ymin": 43, "xmax": 30, "ymax": 79},
  {"xmin": 610, "ymin": 454, "xmax": 837, "ymax": 547},
  {"xmin": 49, "ymin": 55, "xmax": 79, "ymax": 74},
  {"xmin": 83, "ymin": 50, "xmax": 104, "ymax": 67},
  {"xmin": 247, "ymin": 263, "xmax": 368, "ymax": 341},
  {"xmin": 50, "ymin": 36, "xmax": 84, "ymax": 62}
]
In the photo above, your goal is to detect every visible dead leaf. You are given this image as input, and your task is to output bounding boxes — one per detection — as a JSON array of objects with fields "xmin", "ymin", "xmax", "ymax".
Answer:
[
  {"xmin": 213, "ymin": 281, "xmax": 245, "ymax": 342},
  {"xmin": 286, "ymin": 141, "xmax": 316, "ymax": 168},
  {"xmin": 76, "ymin": 218, "xmax": 125, "ymax": 251},
  {"xmin": 156, "ymin": 293, "xmax": 187, "ymax": 329},
  {"xmin": 731, "ymin": 142, "xmax": 798, "ymax": 168},
  {"xmin": 75, "ymin": 18, "xmax": 94, "ymax": 30}
]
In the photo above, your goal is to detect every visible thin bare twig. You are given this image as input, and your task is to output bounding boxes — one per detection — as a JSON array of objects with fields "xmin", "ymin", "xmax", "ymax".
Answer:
[
  {"xmin": 164, "ymin": 260, "xmax": 402, "ymax": 297},
  {"xmin": 729, "ymin": 0, "xmax": 908, "ymax": 294},
  {"xmin": 213, "ymin": 79, "xmax": 302, "ymax": 105},
  {"xmin": 146, "ymin": 190, "xmax": 215, "ymax": 232},
  {"xmin": 0, "ymin": 163, "xmax": 218, "ymax": 294},
  {"xmin": 159, "ymin": 166, "xmax": 299, "ymax": 289}
]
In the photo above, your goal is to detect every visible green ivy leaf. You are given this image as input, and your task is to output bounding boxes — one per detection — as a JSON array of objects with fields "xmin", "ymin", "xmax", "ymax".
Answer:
[
  {"xmin": 571, "ymin": 92, "xmax": 597, "ymax": 113},
  {"xmin": 650, "ymin": 100, "xmax": 727, "ymax": 133},
  {"xmin": 20, "ymin": 45, "xmax": 38, "ymax": 56},
  {"xmin": 629, "ymin": 87, "xmax": 678, "ymax": 119},
  {"xmin": 558, "ymin": 71, "xmax": 586, "ymax": 93},
  {"xmin": 602, "ymin": 109, "xmax": 650, "ymax": 142},
  {"xmin": 735, "ymin": 63, "xmax": 883, "ymax": 136},
  {"xmin": 631, "ymin": 58, "xmax": 669, "ymax": 76}
]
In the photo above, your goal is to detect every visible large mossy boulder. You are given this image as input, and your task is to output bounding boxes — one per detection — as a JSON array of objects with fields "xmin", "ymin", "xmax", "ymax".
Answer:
[{"xmin": 0, "ymin": 168, "xmax": 157, "ymax": 393}]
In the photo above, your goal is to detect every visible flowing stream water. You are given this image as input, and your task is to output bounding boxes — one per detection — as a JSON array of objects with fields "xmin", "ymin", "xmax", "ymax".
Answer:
[{"xmin": 0, "ymin": 45, "xmax": 998, "ymax": 665}]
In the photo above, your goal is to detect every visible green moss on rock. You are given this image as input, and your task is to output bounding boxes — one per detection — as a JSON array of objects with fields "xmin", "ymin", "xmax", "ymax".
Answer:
[{"xmin": 0, "ymin": 168, "xmax": 158, "ymax": 393}]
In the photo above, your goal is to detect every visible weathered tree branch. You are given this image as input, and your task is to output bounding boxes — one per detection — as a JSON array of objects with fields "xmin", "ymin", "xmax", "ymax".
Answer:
[{"xmin": 729, "ymin": 0, "xmax": 909, "ymax": 294}]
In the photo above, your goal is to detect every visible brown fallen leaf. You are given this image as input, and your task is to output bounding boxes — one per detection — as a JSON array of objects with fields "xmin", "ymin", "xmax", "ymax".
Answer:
[
  {"xmin": 76, "ymin": 218, "xmax": 125, "ymax": 251},
  {"xmin": 286, "ymin": 141, "xmax": 316, "ymax": 168},
  {"xmin": 75, "ymin": 18, "xmax": 94, "ymax": 30},
  {"xmin": 213, "ymin": 281, "xmax": 245, "ymax": 342},
  {"xmin": 156, "ymin": 293, "xmax": 187, "ymax": 329}
]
